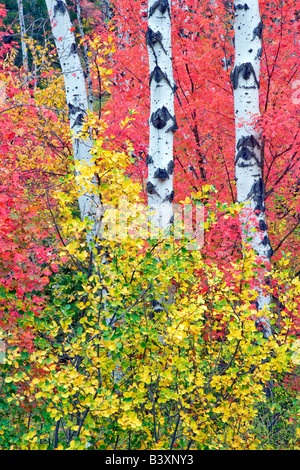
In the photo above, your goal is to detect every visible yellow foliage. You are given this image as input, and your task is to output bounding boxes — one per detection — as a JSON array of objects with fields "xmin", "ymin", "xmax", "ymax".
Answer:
[{"xmin": 0, "ymin": 36, "xmax": 298, "ymax": 452}]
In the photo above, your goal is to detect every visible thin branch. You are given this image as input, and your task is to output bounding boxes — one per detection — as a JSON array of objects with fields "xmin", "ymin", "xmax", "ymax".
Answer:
[{"xmin": 272, "ymin": 216, "xmax": 300, "ymax": 254}]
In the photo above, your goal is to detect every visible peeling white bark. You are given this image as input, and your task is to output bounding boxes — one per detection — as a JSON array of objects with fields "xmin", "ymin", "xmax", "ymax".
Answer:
[
  {"xmin": 45, "ymin": 0, "xmax": 100, "ymax": 246},
  {"xmin": 232, "ymin": 0, "xmax": 272, "ymax": 337},
  {"xmin": 146, "ymin": 0, "xmax": 176, "ymax": 233}
]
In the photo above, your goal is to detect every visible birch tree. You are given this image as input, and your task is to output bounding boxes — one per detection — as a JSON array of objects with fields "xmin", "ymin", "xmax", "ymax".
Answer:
[
  {"xmin": 231, "ymin": 0, "xmax": 272, "ymax": 337},
  {"xmin": 45, "ymin": 0, "xmax": 100, "ymax": 246},
  {"xmin": 18, "ymin": 0, "xmax": 29, "ymax": 71},
  {"xmin": 145, "ymin": 0, "xmax": 177, "ymax": 317},
  {"xmin": 76, "ymin": 0, "xmax": 93, "ymax": 112},
  {"xmin": 146, "ymin": 0, "xmax": 176, "ymax": 235}
]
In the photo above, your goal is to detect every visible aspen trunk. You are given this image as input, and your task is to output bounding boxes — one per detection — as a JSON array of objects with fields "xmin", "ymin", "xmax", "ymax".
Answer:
[
  {"xmin": 46, "ymin": 0, "xmax": 120, "ymax": 383},
  {"xmin": 45, "ymin": 0, "xmax": 100, "ymax": 246},
  {"xmin": 146, "ymin": 0, "xmax": 176, "ymax": 318},
  {"xmin": 18, "ymin": 0, "xmax": 29, "ymax": 72},
  {"xmin": 76, "ymin": 0, "xmax": 93, "ymax": 112},
  {"xmin": 231, "ymin": 0, "xmax": 272, "ymax": 337},
  {"xmin": 146, "ymin": 0, "xmax": 176, "ymax": 234}
]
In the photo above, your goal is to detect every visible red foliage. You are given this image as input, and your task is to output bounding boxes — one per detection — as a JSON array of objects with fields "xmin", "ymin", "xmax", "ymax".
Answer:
[
  {"xmin": 0, "ymin": 8, "xmax": 62, "ymax": 351},
  {"xmin": 93, "ymin": 0, "xmax": 300, "ymax": 269}
]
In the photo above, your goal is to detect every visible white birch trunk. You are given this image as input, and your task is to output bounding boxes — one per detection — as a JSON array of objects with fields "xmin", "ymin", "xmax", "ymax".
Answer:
[
  {"xmin": 146, "ymin": 0, "xmax": 176, "ymax": 235},
  {"xmin": 46, "ymin": 0, "xmax": 121, "ymax": 384},
  {"xmin": 146, "ymin": 0, "xmax": 176, "ymax": 319},
  {"xmin": 232, "ymin": 0, "xmax": 272, "ymax": 337},
  {"xmin": 18, "ymin": 0, "xmax": 29, "ymax": 72},
  {"xmin": 76, "ymin": 0, "xmax": 93, "ymax": 112},
  {"xmin": 45, "ymin": 0, "xmax": 100, "ymax": 246}
]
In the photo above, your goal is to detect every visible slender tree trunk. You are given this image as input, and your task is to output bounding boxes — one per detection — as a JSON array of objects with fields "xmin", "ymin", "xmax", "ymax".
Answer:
[
  {"xmin": 146, "ymin": 0, "xmax": 176, "ymax": 235},
  {"xmin": 146, "ymin": 0, "xmax": 176, "ymax": 317},
  {"xmin": 231, "ymin": 0, "xmax": 272, "ymax": 337},
  {"xmin": 45, "ymin": 0, "xmax": 100, "ymax": 246},
  {"xmin": 18, "ymin": 0, "xmax": 29, "ymax": 72},
  {"xmin": 46, "ymin": 0, "xmax": 120, "ymax": 384},
  {"xmin": 76, "ymin": 0, "xmax": 93, "ymax": 112}
]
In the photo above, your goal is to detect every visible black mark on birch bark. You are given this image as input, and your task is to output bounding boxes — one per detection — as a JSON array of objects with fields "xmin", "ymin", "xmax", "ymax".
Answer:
[
  {"xmin": 247, "ymin": 178, "xmax": 265, "ymax": 212},
  {"xmin": 151, "ymin": 300, "xmax": 163, "ymax": 314},
  {"xmin": 167, "ymin": 160, "xmax": 175, "ymax": 175},
  {"xmin": 146, "ymin": 154, "xmax": 154, "ymax": 165},
  {"xmin": 164, "ymin": 190, "xmax": 174, "ymax": 203},
  {"xmin": 146, "ymin": 181, "xmax": 161, "ymax": 197},
  {"xmin": 151, "ymin": 106, "xmax": 177, "ymax": 132},
  {"xmin": 258, "ymin": 219, "xmax": 267, "ymax": 231},
  {"xmin": 236, "ymin": 135, "xmax": 261, "ymax": 168},
  {"xmin": 234, "ymin": 3, "xmax": 249, "ymax": 10},
  {"xmin": 149, "ymin": 65, "xmax": 173, "ymax": 91},
  {"xmin": 237, "ymin": 135, "xmax": 261, "ymax": 150},
  {"xmin": 146, "ymin": 27, "xmax": 167, "ymax": 56},
  {"xmin": 151, "ymin": 106, "xmax": 171, "ymax": 129},
  {"xmin": 166, "ymin": 115, "xmax": 178, "ymax": 133},
  {"xmin": 230, "ymin": 62, "xmax": 259, "ymax": 89},
  {"xmin": 149, "ymin": 0, "xmax": 170, "ymax": 18},
  {"xmin": 68, "ymin": 103, "xmax": 83, "ymax": 115},
  {"xmin": 154, "ymin": 168, "xmax": 169, "ymax": 181},
  {"xmin": 70, "ymin": 43, "xmax": 77, "ymax": 55},
  {"xmin": 72, "ymin": 113, "xmax": 85, "ymax": 127},
  {"xmin": 54, "ymin": 0, "xmax": 66, "ymax": 16},
  {"xmin": 255, "ymin": 47, "xmax": 262, "ymax": 59},
  {"xmin": 236, "ymin": 148, "xmax": 257, "ymax": 167},
  {"xmin": 268, "ymin": 246, "xmax": 274, "ymax": 258},
  {"xmin": 261, "ymin": 235, "xmax": 270, "ymax": 246},
  {"xmin": 252, "ymin": 21, "xmax": 263, "ymax": 40}
]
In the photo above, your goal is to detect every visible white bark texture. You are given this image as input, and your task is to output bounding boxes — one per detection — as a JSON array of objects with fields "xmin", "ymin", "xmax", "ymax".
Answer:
[
  {"xmin": 232, "ymin": 0, "xmax": 272, "ymax": 336},
  {"xmin": 18, "ymin": 0, "xmax": 29, "ymax": 71},
  {"xmin": 146, "ymin": 0, "xmax": 176, "ymax": 233},
  {"xmin": 76, "ymin": 0, "xmax": 93, "ymax": 112},
  {"xmin": 45, "ymin": 0, "xmax": 100, "ymax": 245}
]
